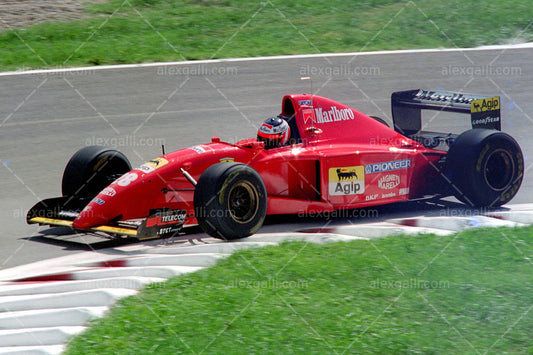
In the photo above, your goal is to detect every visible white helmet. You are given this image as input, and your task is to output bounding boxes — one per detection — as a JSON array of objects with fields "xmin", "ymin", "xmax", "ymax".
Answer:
[{"xmin": 257, "ymin": 117, "xmax": 291, "ymax": 149}]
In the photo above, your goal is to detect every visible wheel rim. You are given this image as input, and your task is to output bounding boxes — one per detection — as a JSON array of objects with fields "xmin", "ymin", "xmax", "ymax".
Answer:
[
  {"xmin": 227, "ymin": 181, "xmax": 259, "ymax": 224},
  {"xmin": 483, "ymin": 148, "xmax": 514, "ymax": 191}
]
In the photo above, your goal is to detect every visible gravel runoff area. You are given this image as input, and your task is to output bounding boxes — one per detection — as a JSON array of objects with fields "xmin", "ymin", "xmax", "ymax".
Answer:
[{"xmin": 0, "ymin": 0, "xmax": 106, "ymax": 30}]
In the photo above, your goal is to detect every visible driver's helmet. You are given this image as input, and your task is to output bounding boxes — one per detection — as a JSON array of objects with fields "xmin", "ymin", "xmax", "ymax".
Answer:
[{"xmin": 257, "ymin": 116, "xmax": 291, "ymax": 149}]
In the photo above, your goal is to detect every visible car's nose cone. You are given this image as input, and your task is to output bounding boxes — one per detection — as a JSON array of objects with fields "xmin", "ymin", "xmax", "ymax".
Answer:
[
  {"xmin": 72, "ymin": 197, "xmax": 116, "ymax": 229},
  {"xmin": 71, "ymin": 168, "xmax": 166, "ymax": 229}
]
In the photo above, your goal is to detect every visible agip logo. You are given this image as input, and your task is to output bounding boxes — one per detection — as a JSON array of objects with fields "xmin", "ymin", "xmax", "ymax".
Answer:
[
  {"xmin": 328, "ymin": 166, "xmax": 365, "ymax": 196},
  {"xmin": 470, "ymin": 96, "xmax": 501, "ymax": 130},
  {"xmin": 471, "ymin": 97, "xmax": 500, "ymax": 113}
]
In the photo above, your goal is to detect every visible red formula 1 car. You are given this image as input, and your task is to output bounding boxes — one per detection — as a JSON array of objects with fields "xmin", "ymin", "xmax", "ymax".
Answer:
[{"xmin": 28, "ymin": 89, "xmax": 524, "ymax": 241}]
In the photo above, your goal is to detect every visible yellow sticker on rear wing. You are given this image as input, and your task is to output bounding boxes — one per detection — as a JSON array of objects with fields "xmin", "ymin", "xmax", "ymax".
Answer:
[{"xmin": 470, "ymin": 96, "xmax": 501, "ymax": 130}]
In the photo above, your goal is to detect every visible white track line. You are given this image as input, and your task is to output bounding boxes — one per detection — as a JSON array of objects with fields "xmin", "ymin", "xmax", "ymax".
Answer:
[{"xmin": 1, "ymin": 43, "xmax": 532, "ymax": 77}]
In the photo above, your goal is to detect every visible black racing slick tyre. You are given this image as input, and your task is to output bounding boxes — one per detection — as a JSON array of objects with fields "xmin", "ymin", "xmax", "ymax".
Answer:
[
  {"xmin": 194, "ymin": 162, "xmax": 267, "ymax": 240},
  {"xmin": 447, "ymin": 129, "xmax": 523, "ymax": 207},
  {"xmin": 370, "ymin": 116, "xmax": 390, "ymax": 127},
  {"xmin": 62, "ymin": 146, "xmax": 132, "ymax": 198}
]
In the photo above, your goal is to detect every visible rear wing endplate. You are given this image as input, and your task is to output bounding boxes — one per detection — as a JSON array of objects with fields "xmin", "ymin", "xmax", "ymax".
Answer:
[{"xmin": 391, "ymin": 89, "xmax": 501, "ymax": 135}]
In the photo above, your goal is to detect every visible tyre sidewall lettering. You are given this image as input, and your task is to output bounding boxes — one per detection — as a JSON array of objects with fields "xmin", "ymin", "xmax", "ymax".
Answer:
[
  {"xmin": 475, "ymin": 143, "xmax": 490, "ymax": 172},
  {"xmin": 499, "ymin": 151, "xmax": 524, "ymax": 202}
]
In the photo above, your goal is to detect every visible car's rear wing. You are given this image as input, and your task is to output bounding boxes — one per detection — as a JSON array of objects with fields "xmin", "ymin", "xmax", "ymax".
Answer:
[{"xmin": 391, "ymin": 89, "xmax": 501, "ymax": 135}]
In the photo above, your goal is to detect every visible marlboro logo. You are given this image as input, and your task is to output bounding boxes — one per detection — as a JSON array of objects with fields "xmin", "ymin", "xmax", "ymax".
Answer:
[{"xmin": 314, "ymin": 106, "xmax": 355, "ymax": 123}]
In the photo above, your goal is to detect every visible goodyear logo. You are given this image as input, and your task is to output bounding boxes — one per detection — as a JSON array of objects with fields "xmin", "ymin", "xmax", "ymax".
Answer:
[
  {"xmin": 328, "ymin": 166, "xmax": 365, "ymax": 196},
  {"xmin": 471, "ymin": 97, "xmax": 500, "ymax": 113},
  {"xmin": 138, "ymin": 157, "xmax": 169, "ymax": 173}
]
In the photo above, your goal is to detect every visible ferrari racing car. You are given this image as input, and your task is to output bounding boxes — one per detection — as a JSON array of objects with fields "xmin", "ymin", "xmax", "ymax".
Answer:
[{"xmin": 27, "ymin": 89, "xmax": 524, "ymax": 241}]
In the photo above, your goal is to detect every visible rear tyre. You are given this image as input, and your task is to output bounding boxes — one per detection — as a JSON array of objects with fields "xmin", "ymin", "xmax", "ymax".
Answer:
[
  {"xmin": 447, "ymin": 129, "xmax": 523, "ymax": 207},
  {"xmin": 194, "ymin": 162, "xmax": 267, "ymax": 240},
  {"xmin": 370, "ymin": 116, "xmax": 390, "ymax": 127},
  {"xmin": 62, "ymin": 146, "xmax": 131, "ymax": 198}
]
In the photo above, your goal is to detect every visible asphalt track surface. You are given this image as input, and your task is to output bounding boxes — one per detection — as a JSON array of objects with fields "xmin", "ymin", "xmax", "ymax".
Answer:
[{"xmin": 1, "ymin": 46, "xmax": 532, "ymax": 270}]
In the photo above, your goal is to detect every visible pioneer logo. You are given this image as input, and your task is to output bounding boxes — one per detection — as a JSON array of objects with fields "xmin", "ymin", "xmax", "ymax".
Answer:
[{"xmin": 365, "ymin": 159, "xmax": 411, "ymax": 174}]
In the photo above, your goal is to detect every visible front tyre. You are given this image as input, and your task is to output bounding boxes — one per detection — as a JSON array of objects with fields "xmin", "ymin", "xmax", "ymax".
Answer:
[
  {"xmin": 62, "ymin": 146, "xmax": 131, "ymax": 198},
  {"xmin": 447, "ymin": 129, "xmax": 523, "ymax": 207},
  {"xmin": 194, "ymin": 162, "xmax": 267, "ymax": 240}
]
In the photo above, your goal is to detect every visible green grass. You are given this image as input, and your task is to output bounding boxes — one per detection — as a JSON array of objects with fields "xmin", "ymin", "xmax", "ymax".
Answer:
[
  {"xmin": 1, "ymin": 0, "xmax": 532, "ymax": 71},
  {"xmin": 65, "ymin": 225, "xmax": 533, "ymax": 354}
]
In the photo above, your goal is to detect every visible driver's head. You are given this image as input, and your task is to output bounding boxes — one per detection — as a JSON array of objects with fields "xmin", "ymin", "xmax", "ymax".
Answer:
[{"xmin": 257, "ymin": 116, "xmax": 290, "ymax": 149}]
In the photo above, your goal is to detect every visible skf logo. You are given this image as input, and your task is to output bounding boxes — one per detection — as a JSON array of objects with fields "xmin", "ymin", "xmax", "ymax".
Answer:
[
  {"xmin": 328, "ymin": 166, "xmax": 365, "ymax": 196},
  {"xmin": 471, "ymin": 97, "xmax": 500, "ymax": 113}
]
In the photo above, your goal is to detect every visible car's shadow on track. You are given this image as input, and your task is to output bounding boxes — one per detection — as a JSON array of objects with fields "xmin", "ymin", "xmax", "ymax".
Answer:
[
  {"xmin": 23, "ymin": 232, "xmax": 139, "ymax": 251},
  {"xmin": 262, "ymin": 198, "xmax": 508, "ymax": 230},
  {"xmin": 22, "ymin": 224, "xmax": 208, "ymax": 252},
  {"xmin": 24, "ymin": 199, "xmax": 510, "ymax": 251}
]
